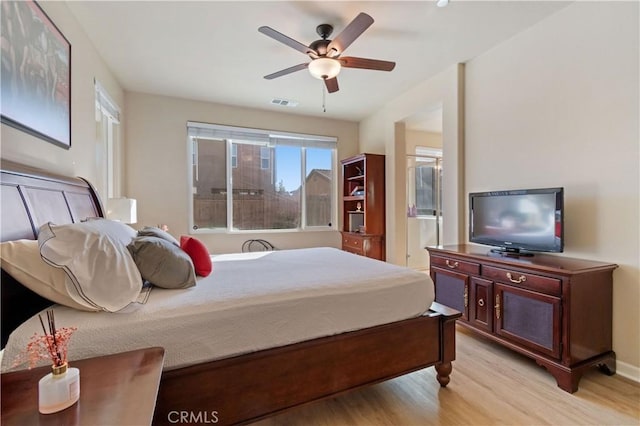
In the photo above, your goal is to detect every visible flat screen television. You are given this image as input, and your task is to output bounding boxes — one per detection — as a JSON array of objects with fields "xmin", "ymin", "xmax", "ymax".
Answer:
[{"xmin": 469, "ymin": 187, "xmax": 564, "ymax": 255}]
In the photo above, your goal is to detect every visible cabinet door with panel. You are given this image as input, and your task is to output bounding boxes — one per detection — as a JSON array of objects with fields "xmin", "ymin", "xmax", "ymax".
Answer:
[
  {"xmin": 469, "ymin": 277, "xmax": 493, "ymax": 333},
  {"xmin": 430, "ymin": 255, "xmax": 480, "ymax": 321},
  {"xmin": 494, "ymin": 283, "xmax": 562, "ymax": 359},
  {"xmin": 430, "ymin": 267, "xmax": 469, "ymax": 320}
]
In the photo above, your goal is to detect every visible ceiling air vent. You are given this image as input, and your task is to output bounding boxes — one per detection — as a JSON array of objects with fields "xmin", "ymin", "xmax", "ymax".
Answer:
[{"xmin": 270, "ymin": 98, "xmax": 298, "ymax": 108}]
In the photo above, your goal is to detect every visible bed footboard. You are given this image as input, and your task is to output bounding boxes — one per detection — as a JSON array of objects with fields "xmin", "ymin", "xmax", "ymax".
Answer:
[
  {"xmin": 431, "ymin": 302, "xmax": 460, "ymax": 387},
  {"xmin": 155, "ymin": 305, "xmax": 460, "ymax": 425}
]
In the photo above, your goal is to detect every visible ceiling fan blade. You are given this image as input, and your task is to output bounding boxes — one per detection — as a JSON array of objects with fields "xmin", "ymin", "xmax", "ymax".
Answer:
[
  {"xmin": 324, "ymin": 77, "xmax": 339, "ymax": 93},
  {"xmin": 339, "ymin": 56, "xmax": 396, "ymax": 72},
  {"xmin": 264, "ymin": 63, "xmax": 309, "ymax": 80},
  {"xmin": 259, "ymin": 26, "xmax": 318, "ymax": 56},
  {"xmin": 327, "ymin": 12, "xmax": 374, "ymax": 57}
]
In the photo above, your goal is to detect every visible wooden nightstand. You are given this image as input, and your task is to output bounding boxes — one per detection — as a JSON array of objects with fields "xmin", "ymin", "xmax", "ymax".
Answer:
[{"xmin": 1, "ymin": 347, "xmax": 164, "ymax": 425}]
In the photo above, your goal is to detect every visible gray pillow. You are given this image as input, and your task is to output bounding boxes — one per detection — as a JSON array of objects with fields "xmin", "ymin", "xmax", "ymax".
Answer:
[
  {"xmin": 137, "ymin": 226, "xmax": 179, "ymax": 246},
  {"xmin": 127, "ymin": 236, "xmax": 196, "ymax": 289}
]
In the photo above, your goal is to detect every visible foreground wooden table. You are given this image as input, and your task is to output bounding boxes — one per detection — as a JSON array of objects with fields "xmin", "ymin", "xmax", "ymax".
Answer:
[{"xmin": 1, "ymin": 347, "xmax": 164, "ymax": 426}]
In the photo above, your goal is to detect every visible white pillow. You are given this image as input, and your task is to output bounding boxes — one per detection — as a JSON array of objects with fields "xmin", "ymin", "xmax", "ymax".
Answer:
[
  {"xmin": 0, "ymin": 240, "xmax": 98, "ymax": 311},
  {"xmin": 38, "ymin": 219, "xmax": 142, "ymax": 312}
]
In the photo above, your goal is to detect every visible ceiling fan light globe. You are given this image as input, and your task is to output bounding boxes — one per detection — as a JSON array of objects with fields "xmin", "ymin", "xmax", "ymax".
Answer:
[{"xmin": 308, "ymin": 58, "xmax": 341, "ymax": 80}]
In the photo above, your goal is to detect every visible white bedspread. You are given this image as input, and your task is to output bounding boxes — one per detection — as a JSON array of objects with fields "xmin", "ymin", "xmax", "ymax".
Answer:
[{"xmin": 2, "ymin": 247, "xmax": 434, "ymax": 372}]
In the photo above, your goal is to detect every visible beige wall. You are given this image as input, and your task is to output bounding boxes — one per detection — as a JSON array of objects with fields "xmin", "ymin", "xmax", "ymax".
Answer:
[
  {"xmin": 125, "ymin": 92, "xmax": 359, "ymax": 254},
  {"xmin": 358, "ymin": 0, "xmax": 638, "ymax": 379},
  {"xmin": 359, "ymin": 64, "xmax": 465, "ymax": 265},
  {"xmin": 0, "ymin": 2, "xmax": 124, "ymax": 201},
  {"xmin": 465, "ymin": 2, "xmax": 639, "ymax": 377},
  {"xmin": 406, "ymin": 130, "xmax": 442, "ymax": 154}
]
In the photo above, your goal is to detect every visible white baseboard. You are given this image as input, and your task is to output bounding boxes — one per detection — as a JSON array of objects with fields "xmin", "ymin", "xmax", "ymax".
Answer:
[{"xmin": 616, "ymin": 359, "xmax": 640, "ymax": 383}]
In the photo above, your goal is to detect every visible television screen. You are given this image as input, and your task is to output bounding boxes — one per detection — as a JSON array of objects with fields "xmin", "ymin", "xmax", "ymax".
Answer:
[{"xmin": 469, "ymin": 188, "xmax": 564, "ymax": 254}]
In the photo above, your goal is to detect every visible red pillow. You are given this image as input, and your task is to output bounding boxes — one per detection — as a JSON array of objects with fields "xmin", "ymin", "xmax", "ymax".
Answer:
[{"xmin": 180, "ymin": 236, "xmax": 212, "ymax": 277}]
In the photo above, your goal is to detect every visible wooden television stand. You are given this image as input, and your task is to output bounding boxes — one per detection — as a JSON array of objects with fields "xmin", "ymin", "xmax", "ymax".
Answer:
[{"xmin": 426, "ymin": 244, "xmax": 617, "ymax": 393}]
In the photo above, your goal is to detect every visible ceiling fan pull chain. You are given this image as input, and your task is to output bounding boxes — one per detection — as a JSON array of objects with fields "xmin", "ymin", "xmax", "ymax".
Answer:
[{"xmin": 322, "ymin": 82, "xmax": 326, "ymax": 113}]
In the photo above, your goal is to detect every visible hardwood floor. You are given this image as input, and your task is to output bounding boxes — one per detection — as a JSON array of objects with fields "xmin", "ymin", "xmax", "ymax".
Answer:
[{"xmin": 255, "ymin": 326, "xmax": 639, "ymax": 425}]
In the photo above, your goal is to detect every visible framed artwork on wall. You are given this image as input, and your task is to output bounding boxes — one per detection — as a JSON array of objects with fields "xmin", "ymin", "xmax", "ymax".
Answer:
[{"xmin": 1, "ymin": 0, "xmax": 71, "ymax": 149}]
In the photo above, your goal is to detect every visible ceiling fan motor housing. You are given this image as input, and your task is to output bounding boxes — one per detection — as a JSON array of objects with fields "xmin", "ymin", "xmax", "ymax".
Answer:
[{"xmin": 309, "ymin": 39, "xmax": 331, "ymax": 56}]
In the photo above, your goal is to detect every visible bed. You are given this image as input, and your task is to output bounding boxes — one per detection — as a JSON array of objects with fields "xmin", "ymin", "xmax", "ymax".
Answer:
[{"xmin": 0, "ymin": 159, "xmax": 460, "ymax": 425}]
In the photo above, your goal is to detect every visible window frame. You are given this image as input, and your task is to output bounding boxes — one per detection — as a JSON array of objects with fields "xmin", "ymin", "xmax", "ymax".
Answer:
[
  {"xmin": 95, "ymin": 80, "xmax": 121, "ymax": 200},
  {"xmin": 187, "ymin": 122, "xmax": 338, "ymax": 234}
]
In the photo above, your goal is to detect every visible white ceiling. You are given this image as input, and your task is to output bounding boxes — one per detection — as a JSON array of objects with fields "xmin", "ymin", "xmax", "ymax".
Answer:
[{"xmin": 66, "ymin": 1, "xmax": 570, "ymax": 123}]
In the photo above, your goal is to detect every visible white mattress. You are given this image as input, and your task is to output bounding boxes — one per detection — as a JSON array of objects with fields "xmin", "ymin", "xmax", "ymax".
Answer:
[{"xmin": 2, "ymin": 247, "xmax": 434, "ymax": 372}]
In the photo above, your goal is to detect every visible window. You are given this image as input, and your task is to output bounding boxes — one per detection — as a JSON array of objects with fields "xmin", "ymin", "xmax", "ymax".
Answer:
[
  {"xmin": 95, "ymin": 80, "xmax": 121, "ymax": 199},
  {"xmin": 415, "ymin": 163, "xmax": 437, "ymax": 216},
  {"xmin": 260, "ymin": 146, "xmax": 270, "ymax": 170},
  {"xmin": 188, "ymin": 122, "xmax": 337, "ymax": 232},
  {"xmin": 413, "ymin": 150, "xmax": 442, "ymax": 217},
  {"xmin": 305, "ymin": 148, "xmax": 333, "ymax": 227},
  {"xmin": 231, "ymin": 144, "xmax": 237, "ymax": 168}
]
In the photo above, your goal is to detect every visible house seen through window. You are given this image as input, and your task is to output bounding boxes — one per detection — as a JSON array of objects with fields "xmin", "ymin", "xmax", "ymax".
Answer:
[{"xmin": 189, "ymin": 122, "xmax": 337, "ymax": 232}]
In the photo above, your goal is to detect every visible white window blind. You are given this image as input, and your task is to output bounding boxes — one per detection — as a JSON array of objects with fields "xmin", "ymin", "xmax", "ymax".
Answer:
[
  {"xmin": 187, "ymin": 121, "xmax": 337, "ymax": 148},
  {"xmin": 94, "ymin": 80, "xmax": 120, "ymax": 123}
]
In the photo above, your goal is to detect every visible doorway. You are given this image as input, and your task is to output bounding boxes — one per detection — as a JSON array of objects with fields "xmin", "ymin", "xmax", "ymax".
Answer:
[{"xmin": 406, "ymin": 149, "xmax": 442, "ymax": 270}]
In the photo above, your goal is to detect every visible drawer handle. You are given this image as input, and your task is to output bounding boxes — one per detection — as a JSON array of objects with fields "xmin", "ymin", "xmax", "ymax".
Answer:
[
  {"xmin": 445, "ymin": 260, "xmax": 459, "ymax": 269},
  {"xmin": 506, "ymin": 272, "xmax": 526, "ymax": 284},
  {"xmin": 478, "ymin": 298, "xmax": 485, "ymax": 307}
]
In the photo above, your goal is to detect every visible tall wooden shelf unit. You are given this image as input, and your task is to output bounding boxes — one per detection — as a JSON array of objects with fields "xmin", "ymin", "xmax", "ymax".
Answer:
[{"xmin": 340, "ymin": 153, "xmax": 385, "ymax": 261}]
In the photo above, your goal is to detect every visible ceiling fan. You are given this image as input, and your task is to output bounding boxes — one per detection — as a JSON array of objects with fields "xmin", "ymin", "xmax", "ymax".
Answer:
[{"xmin": 258, "ymin": 12, "xmax": 396, "ymax": 94}]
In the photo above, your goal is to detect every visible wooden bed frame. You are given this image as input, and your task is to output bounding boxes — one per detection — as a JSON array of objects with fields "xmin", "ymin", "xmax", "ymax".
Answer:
[{"xmin": 0, "ymin": 160, "xmax": 461, "ymax": 425}]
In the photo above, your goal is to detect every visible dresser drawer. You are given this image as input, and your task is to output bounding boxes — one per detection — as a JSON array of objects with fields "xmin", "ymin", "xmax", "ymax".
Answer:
[
  {"xmin": 343, "ymin": 245, "xmax": 364, "ymax": 256},
  {"xmin": 482, "ymin": 265, "xmax": 561, "ymax": 296},
  {"xmin": 341, "ymin": 233, "xmax": 384, "ymax": 260},
  {"xmin": 342, "ymin": 235, "xmax": 369, "ymax": 254},
  {"xmin": 430, "ymin": 255, "xmax": 480, "ymax": 275}
]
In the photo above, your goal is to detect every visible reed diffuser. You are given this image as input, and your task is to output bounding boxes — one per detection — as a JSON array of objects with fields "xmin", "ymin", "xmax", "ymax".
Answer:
[{"xmin": 26, "ymin": 310, "xmax": 80, "ymax": 414}]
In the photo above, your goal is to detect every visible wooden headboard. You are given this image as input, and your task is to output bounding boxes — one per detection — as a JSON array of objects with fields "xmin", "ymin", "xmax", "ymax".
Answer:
[{"xmin": 1, "ymin": 160, "xmax": 104, "ymax": 347}]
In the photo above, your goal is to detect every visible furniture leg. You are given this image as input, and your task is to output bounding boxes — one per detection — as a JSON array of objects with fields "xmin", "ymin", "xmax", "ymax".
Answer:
[{"xmin": 435, "ymin": 362, "xmax": 452, "ymax": 387}]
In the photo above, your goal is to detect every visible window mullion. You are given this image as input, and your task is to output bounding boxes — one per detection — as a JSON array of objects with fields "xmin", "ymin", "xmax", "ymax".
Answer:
[
  {"xmin": 226, "ymin": 139, "xmax": 233, "ymax": 232},
  {"xmin": 332, "ymin": 148, "xmax": 338, "ymax": 229},
  {"xmin": 300, "ymin": 147, "xmax": 307, "ymax": 229}
]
